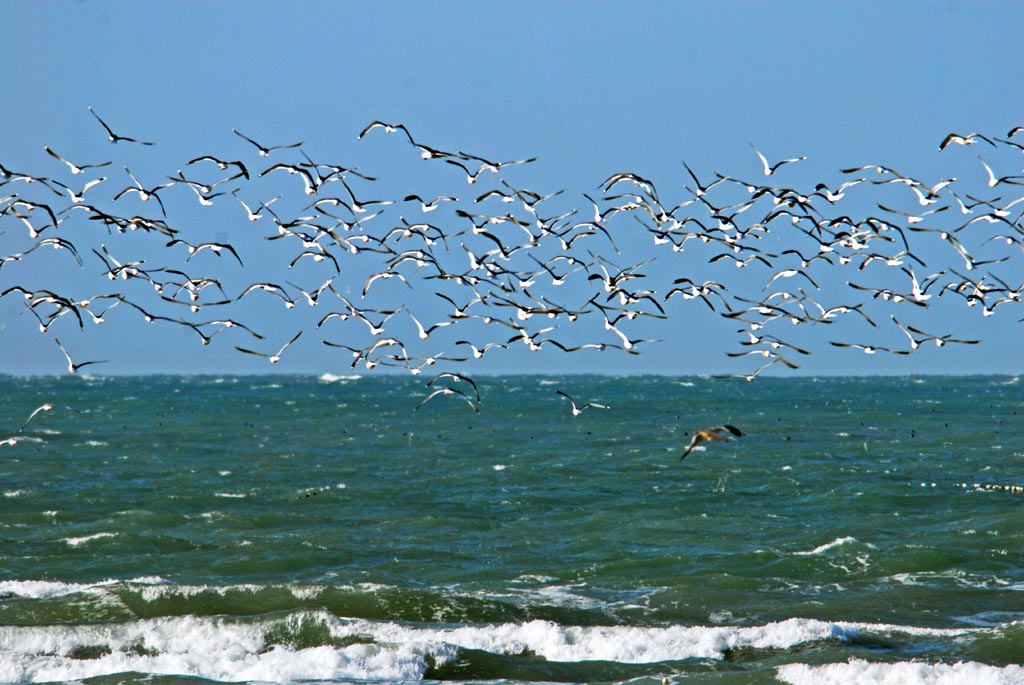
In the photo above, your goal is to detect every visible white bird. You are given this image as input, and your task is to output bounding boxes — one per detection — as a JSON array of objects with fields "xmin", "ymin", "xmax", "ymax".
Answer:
[
  {"xmin": 938, "ymin": 132, "xmax": 995, "ymax": 150},
  {"xmin": 357, "ymin": 120, "xmax": 416, "ymax": 144},
  {"xmin": 53, "ymin": 177, "xmax": 107, "ymax": 203},
  {"xmin": 427, "ymin": 372, "xmax": 480, "ymax": 401},
  {"xmin": 977, "ymin": 156, "xmax": 1024, "ymax": 188},
  {"xmin": 16, "ymin": 403, "xmax": 81, "ymax": 432},
  {"xmin": 259, "ymin": 163, "xmax": 318, "ymax": 195},
  {"xmin": 403, "ymin": 194, "xmax": 459, "ymax": 213},
  {"xmin": 232, "ymin": 128, "xmax": 302, "ymax": 157},
  {"xmin": 235, "ymin": 330, "xmax": 302, "ymax": 364},
  {"xmin": 415, "ymin": 387, "xmax": 480, "ymax": 413},
  {"xmin": 44, "ymin": 146, "xmax": 111, "ymax": 174},
  {"xmin": 363, "ymin": 271, "xmax": 412, "ymax": 298},
  {"xmin": 556, "ymin": 390, "xmax": 609, "ymax": 416},
  {"xmin": 454, "ymin": 340, "xmax": 508, "ymax": 359},
  {"xmin": 165, "ymin": 239, "xmax": 244, "ymax": 267},
  {"xmin": 829, "ymin": 340, "xmax": 912, "ymax": 355},
  {"xmin": 750, "ymin": 144, "xmax": 806, "ymax": 176},
  {"xmin": 407, "ymin": 310, "xmax": 454, "ymax": 339},
  {"xmin": 233, "ymin": 192, "xmax": 279, "ymax": 221},
  {"xmin": 113, "ymin": 166, "xmax": 170, "ymax": 215},
  {"xmin": 54, "ymin": 338, "xmax": 108, "ymax": 374},
  {"xmin": 88, "ymin": 106, "xmax": 155, "ymax": 145},
  {"xmin": 762, "ymin": 268, "xmax": 820, "ymax": 291}
]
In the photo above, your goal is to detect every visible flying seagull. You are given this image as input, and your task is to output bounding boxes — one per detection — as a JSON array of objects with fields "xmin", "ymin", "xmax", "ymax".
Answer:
[
  {"xmin": 44, "ymin": 146, "xmax": 112, "ymax": 174},
  {"xmin": 680, "ymin": 425, "xmax": 743, "ymax": 460},
  {"xmin": 415, "ymin": 387, "xmax": 480, "ymax": 413},
  {"xmin": 54, "ymin": 338, "xmax": 108, "ymax": 374},
  {"xmin": 88, "ymin": 106, "xmax": 155, "ymax": 145},
  {"xmin": 16, "ymin": 403, "xmax": 81, "ymax": 433},
  {"xmin": 556, "ymin": 389, "xmax": 609, "ymax": 416},
  {"xmin": 750, "ymin": 144, "xmax": 805, "ymax": 176},
  {"xmin": 234, "ymin": 330, "xmax": 303, "ymax": 364},
  {"xmin": 232, "ymin": 128, "xmax": 303, "ymax": 157}
]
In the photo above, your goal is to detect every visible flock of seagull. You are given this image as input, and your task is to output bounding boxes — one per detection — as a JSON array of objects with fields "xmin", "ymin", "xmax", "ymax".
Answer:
[{"xmin": 2, "ymin": 109, "xmax": 1023, "ymax": 413}]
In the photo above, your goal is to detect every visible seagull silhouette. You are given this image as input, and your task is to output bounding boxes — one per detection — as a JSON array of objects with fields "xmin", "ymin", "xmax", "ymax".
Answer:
[
  {"xmin": 232, "ymin": 128, "xmax": 303, "ymax": 157},
  {"xmin": 88, "ymin": 106, "xmax": 155, "ymax": 145}
]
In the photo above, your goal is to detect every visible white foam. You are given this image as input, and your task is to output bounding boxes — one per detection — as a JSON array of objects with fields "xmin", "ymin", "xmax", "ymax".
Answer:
[
  {"xmin": 331, "ymin": 616, "xmax": 975, "ymax": 664},
  {"xmin": 0, "ymin": 611, "xmax": 996, "ymax": 684},
  {"xmin": 777, "ymin": 658, "xmax": 1024, "ymax": 685},
  {"xmin": 3, "ymin": 489, "xmax": 28, "ymax": 498},
  {"xmin": 0, "ymin": 613, "xmax": 426, "ymax": 684},
  {"xmin": 319, "ymin": 373, "xmax": 361, "ymax": 382},
  {"xmin": 63, "ymin": 532, "xmax": 118, "ymax": 547},
  {"xmin": 0, "ymin": 610, "xmax": 428, "ymax": 683},
  {"xmin": 125, "ymin": 576, "xmax": 169, "ymax": 586},
  {"xmin": 0, "ymin": 579, "xmax": 113, "ymax": 599},
  {"xmin": 794, "ymin": 536, "xmax": 863, "ymax": 556}
]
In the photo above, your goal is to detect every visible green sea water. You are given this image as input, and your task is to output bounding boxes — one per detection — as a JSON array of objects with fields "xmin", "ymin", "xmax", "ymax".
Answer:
[{"xmin": 1, "ymin": 374, "xmax": 1022, "ymax": 684}]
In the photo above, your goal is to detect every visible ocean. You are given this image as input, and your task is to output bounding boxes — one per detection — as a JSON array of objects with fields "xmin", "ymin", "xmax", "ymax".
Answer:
[{"xmin": 1, "ymin": 373, "xmax": 1022, "ymax": 684}]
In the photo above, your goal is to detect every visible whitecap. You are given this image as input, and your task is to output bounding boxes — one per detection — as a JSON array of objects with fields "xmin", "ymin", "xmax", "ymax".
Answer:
[
  {"xmin": 332, "ymin": 616, "xmax": 977, "ymax": 664},
  {"xmin": 794, "ymin": 536, "xmax": 863, "ymax": 556},
  {"xmin": 126, "ymin": 576, "xmax": 168, "ymax": 586},
  {"xmin": 0, "ymin": 612, "xmax": 427, "ymax": 684},
  {"xmin": 319, "ymin": 373, "xmax": 361, "ymax": 382},
  {"xmin": 0, "ymin": 579, "xmax": 111, "ymax": 599},
  {"xmin": 63, "ymin": 532, "xmax": 118, "ymax": 547},
  {"xmin": 777, "ymin": 658, "xmax": 1024, "ymax": 685},
  {"xmin": 0, "ymin": 611, "xmax": 986, "ymax": 684}
]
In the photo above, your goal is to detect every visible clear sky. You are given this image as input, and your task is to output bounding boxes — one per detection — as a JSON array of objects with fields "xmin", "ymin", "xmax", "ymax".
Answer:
[{"xmin": 2, "ymin": 1, "xmax": 1022, "ymax": 376}]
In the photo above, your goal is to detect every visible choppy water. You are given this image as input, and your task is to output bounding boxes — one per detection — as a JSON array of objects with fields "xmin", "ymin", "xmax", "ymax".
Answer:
[{"xmin": 1, "ymin": 374, "xmax": 1022, "ymax": 684}]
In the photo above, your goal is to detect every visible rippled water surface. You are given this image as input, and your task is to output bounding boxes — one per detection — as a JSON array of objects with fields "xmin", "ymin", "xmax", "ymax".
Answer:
[{"xmin": 1, "ymin": 374, "xmax": 1022, "ymax": 684}]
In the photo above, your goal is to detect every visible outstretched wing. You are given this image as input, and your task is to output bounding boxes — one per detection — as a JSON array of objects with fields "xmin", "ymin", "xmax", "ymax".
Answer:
[{"xmin": 721, "ymin": 424, "xmax": 743, "ymax": 438}]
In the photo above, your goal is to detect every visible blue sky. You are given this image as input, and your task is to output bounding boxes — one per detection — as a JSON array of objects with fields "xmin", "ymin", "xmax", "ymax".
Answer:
[{"xmin": 2, "ymin": 1, "xmax": 1022, "ymax": 376}]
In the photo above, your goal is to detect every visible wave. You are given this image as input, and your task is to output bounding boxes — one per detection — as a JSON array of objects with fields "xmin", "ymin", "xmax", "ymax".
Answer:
[
  {"xmin": 0, "ymin": 612, "xmax": 424, "ymax": 684},
  {"xmin": 0, "ymin": 577, "xmax": 166, "ymax": 600},
  {"xmin": 318, "ymin": 372, "xmax": 362, "ymax": 382},
  {"xmin": 0, "ymin": 609, "xmax": 1000, "ymax": 684},
  {"xmin": 62, "ymin": 531, "xmax": 119, "ymax": 547},
  {"xmin": 793, "ymin": 536, "xmax": 864, "ymax": 556},
  {"xmin": 777, "ymin": 658, "xmax": 1024, "ymax": 685}
]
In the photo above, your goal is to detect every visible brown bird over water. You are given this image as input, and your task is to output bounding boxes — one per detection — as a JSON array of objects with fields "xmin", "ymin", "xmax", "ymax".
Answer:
[{"xmin": 681, "ymin": 425, "xmax": 743, "ymax": 460}]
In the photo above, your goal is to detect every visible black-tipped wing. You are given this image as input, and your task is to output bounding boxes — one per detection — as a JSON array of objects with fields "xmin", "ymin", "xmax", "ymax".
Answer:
[{"xmin": 721, "ymin": 424, "xmax": 743, "ymax": 438}]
